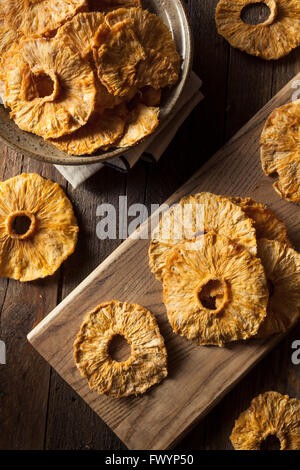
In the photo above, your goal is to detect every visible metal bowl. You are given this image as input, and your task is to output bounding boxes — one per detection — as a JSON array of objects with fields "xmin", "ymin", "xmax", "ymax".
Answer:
[{"xmin": 0, "ymin": 0, "xmax": 193, "ymax": 165}]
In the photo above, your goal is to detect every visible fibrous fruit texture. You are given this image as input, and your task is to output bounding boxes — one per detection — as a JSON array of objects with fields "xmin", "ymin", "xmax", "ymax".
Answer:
[
  {"xmin": 149, "ymin": 192, "xmax": 257, "ymax": 281},
  {"xmin": 231, "ymin": 391, "xmax": 300, "ymax": 450},
  {"xmin": 0, "ymin": 0, "xmax": 87, "ymax": 36},
  {"xmin": 261, "ymin": 100, "xmax": 300, "ymax": 204},
  {"xmin": 74, "ymin": 300, "xmax": 168, "ymax": 397},
  {"xmin": 0, "ymin": 173, "xmax": 78, "ymax": 282},
  {"xmin": 163, "ymin": 234, "xmax": 268, "ymax": 346},
  {"xmin": 215, "ymin": 0, "xmax": 300, "ymax": 60},
  {"xmin": 2, "ymin": 38, "xmax": 96, "ymax": 139},
  {"xmin": 257, "ymin": 238, "xmax": 300, "ymax": 336},
  {"xmin": 230, "ymin": 196, "xmax": 290, "ymax": 245}
]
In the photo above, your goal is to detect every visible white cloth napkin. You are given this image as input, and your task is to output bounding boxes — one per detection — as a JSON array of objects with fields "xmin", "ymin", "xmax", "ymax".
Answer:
[
  {"xmin": 0, "ymin": 72, "xmax": 203, "ymax": 188},
  {"xmin": 55, "ymin": 71, "xmax": 203, "ymax": 187}
]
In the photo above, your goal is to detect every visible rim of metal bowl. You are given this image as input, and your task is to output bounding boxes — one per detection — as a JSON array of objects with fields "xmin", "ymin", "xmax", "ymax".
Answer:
[{"xmin": 0, "ymin": 0, "xmax": 194, "ymax": 166}]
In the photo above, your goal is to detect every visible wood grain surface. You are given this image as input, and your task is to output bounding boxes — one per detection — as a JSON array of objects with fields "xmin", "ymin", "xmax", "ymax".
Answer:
[{"xmin": 1, "ymin": 0, "xmax": 300, "ymax": 450}]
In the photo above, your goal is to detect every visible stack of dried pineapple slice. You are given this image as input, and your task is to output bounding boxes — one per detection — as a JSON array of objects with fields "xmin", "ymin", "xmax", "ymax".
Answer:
[
  {"xmin": 0, "ymin": 1, "xmax": 180, "ymax": 155},
  {"xmin": 149, "ymin": 192, "xmax": 300, "ymax": 346}
]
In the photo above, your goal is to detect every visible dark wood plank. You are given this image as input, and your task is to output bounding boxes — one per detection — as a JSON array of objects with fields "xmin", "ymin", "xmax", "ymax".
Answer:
[
  {"xmin": 0, "ymin": 150, "xmax": 64, "ymax": 449},
  {"xmin": 45, "ymin": 167, "xmax": 128, "ymax": 450}
]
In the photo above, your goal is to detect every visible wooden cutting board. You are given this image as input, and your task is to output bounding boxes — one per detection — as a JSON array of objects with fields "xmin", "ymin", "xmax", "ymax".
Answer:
[{"xmin": 28, "ymin": 72, "xmax": 300, "ymax": 450}]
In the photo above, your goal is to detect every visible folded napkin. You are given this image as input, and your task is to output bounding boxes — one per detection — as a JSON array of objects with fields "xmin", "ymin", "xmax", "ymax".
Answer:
[
  {"xmin": 0, "ymin": 72, "xmax": 203, "ymax": 188},
  {"xmin": 56, "ymin": 71, "xmax": 203, "ymax": 187}
]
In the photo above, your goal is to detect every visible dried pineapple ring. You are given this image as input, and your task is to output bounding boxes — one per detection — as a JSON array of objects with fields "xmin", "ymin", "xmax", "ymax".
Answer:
[
  {"xmin": 3, "ymin": 38, "xmax": 96, "ymax": 139},
  {"xmin": 88, "ymin": 0, "xmax": 141, "ymax": 13},
  {"xmin": 231, "ymin": 391, "xmax": 300, "ymax": 450},
  {"xmin": 118, "ymin": 103, "xmax": 159, "ymax": 148},
  {"xmin": 229, "ymin": 196, "xmax": 290, "ymax": 245},
  {"xmin": 56, "ymin": 12, "xmax": 105, "ymax": 59},
  {"xmin": 74, "ymin": 300, "xmax": 168, "ymax": 398},
  {"xmin": 56, "ymin": 13, "xmax": 123, "ymax": 112},
  {"xmin": 256, "ymin": 238, "xmax": 300, "ymax": 337},
  {"xmin": 1, "ymin": 0, "xmax": 87, "ymax": 36},
  {"xmin": 105, "ymin": 7, "xmax": 181, "ymax": 88},
  {"xmin": 0, "ymin": 173, "xmax": 78, "ymax": 282},
  {"xmin": 215, "ymin": 0, "xmax": 300, "ymax": 60},
  {"xmin": 163, "ymin": 234, "xmax": 268, "ymax": 346},
  {"xmin": 261, "ymin": 101, "xmax": 300, "ymax": 204},
  {"xmin": 149, "ymin": 192, "xmax": 257, "ymax": 282},
  {"xmin": 0, "ymin": 13, "xmax": 22, "ymax": 63},
  {"xmin": 94, "ymin": 21, "xmax": 146, "ymax": 97},
  {"xmin": 49, "ymin": 107, "xmax": 126, "ymax": 155}
]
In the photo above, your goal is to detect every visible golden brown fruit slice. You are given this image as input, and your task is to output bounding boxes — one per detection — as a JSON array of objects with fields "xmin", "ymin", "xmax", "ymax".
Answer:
[
  {"xmin": 0, "ymin": 173, "xmax": 78, "ymax": 282},
  {"xmin": 94, "ymin": 21, "xmax": 146, "ymax": 96},
  {"xmin": 56, "ymin": 12, "xmax": 123, "ymax": 112},
  {"xmin": 261, "ymin": 101, "xmax": 300, "ymax": 204},
  {"xmin": 230, "ymin": 196, "xmax": 290, "ymax": 245},
  {"xmin": 149, "ymin": 192, "xmax": 257, "ymax": 282},
  {"xmin": 215, "ymin": 0, "xmax": 300, "ymax": 60},
  {"xmin": 256, "ymin": 238, "xmax": 300, "ymax": 337},
  {"xmin": 74, "ymin": 300, "xmax": 168, "ymax": 398},
  {"xmin": 0, "ymin": 0, "xmax": 87, "ymax": 36},
  {"xmin": 88, "ymin": 0, "xmax": 141, "ymax": 13},
  {"xmin": 0, "ymin": 13, "xmax": 22, "ymax": 63},
  {"xmin": 106, "ymin": 7, "xmax": 181, "ymax": 88},
  {"xmin": 49, "ymin": 107, "xmax": 126, "ymax": 155},
  {"xmin": 118, "ymin": 103, "xmax": 159, "ymax": 147},
  {"xmin": 3, "ymin": 38, "xmax": 96, "ymax": 139},
  {"xmin": 56, "ymin": 12, "xmax": 105, "ymax": 59},
  {"xmin": 163, "ymin": 234, "xmax": 268, "ymax": 346},
  {"xmin": 231, "ymin": 391, "xmax": 300, "ymax": 450}
]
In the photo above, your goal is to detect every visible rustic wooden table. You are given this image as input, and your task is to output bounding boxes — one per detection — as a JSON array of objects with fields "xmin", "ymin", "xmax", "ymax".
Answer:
[{"xmin": 1, "ymin": 0, "xmax": 300, "ymax": 450}]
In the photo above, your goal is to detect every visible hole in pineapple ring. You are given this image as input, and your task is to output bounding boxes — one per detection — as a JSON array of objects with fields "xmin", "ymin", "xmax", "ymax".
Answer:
[
  {"xmin": 25, "ymin": 70, "xmax": 60, "ymax": 102},
  {"xmin": 260, "ymin": 434, "xmax": 281, "ymax": 450},
  {"xmin": 6, "ymin": 211, "xmax": 37, "ymax": 240},
  {"xmin": 35, "ymin": 72, "xmax": 55, "ymax": 98},
  {"xmin": 108, "ymin": 334, "xmax": 132, "ymax": 363},
  {"xmin": 267, "ymin": 279, "xmax": 275, "ymax": 297},
  {"xmin": 241, "ymin": 0, "xmax": 276, "ymax": 26},
  {"xmin": 196, "ymin": 277, "xmax": 229, "ymax": 314}
]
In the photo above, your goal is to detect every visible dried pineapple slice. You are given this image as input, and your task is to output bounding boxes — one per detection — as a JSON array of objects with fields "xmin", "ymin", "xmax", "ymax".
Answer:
[
  {"xmin": 0, "ymin": 13, "xmax": 21, "ymax": 63},
  {"xmin": 231, "ymin": 391, "xmax": 300, "ymax": 450},
  {"xmin": 1, "ymin": 0, "xmax": 87, "ymax": 36},
  {"xmin": 56, "ymin": 12, "xmax": 105, "ymax": 59},
  {"xmin": 0, "ymin": 173, "xmax": 78, "ymax": 282},
  {"xmin": 149, "ymin": 192, "xmax": 257, "ymax": 282},
  {"xmin": 3, "ymin": 38, "xmax": 96, "ymax": 139},
  {"xmin": 94, "ymin": 21, "xmax": 146, "ymax": 97},
  {"xmin": 49, "ymin": 108, "xmax": 126, "ymax": 155},
  {"xmin": 261, "ymin": 101, "xmax": 300, "ymax": 204},
  {"xmin": 256, "ymin": 238, "xmax": 300, "ymax": 336},
  {"xmin": 163, "ymin": 234, "xmax": 268, "ymax": 346},
  {"xmin": 88, "ymin": 0, "xmax": 141, "ymax": 12},
  {"xmin": 118, "ymin": 103, "xmax": 159, "ymax": 148},
  {"xmin": 105, "ymin": 7, "xmax": 181, "ymax": 88},
  {"xmin": 74, "ymin": 300, "xmax": 168, "ymax": 398},
  {"xmin": 215, "ymin": 0, "xmax": 300, "ymax": 60},
  {"xmin": 56, "ymin": 12, "xmax": 123, "ymax": 112},
  {"xmin": 230, "ymin": 197, "xmax": 290, "ymax": 245}
]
